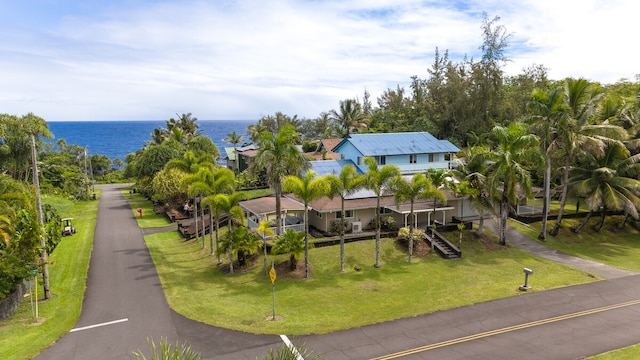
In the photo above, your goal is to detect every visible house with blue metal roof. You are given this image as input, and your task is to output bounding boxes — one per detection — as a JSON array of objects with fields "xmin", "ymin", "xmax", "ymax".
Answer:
[{"xmin": 331, "ymin": 132, "xmax": 460, "ymax": 174}]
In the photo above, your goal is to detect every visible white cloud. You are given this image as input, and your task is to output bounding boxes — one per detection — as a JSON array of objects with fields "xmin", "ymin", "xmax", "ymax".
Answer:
[{"xmin": 0, "ymin": 0, "xmax": 637, "ymax": 120}]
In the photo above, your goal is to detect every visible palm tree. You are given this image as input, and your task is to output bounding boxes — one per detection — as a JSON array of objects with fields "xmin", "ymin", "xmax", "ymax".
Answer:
[
  {"xmin": 570, "ymin": 141, "xmax": 640, "ymax": 232},
  {"xmin": 188, "ymin": 167, "xmax": 235, "ymax": 254},
  {"xmin": 450, "ymin": 146, "xmax": 494, "ymax": 236},
  {"xmin": 166, "ymin": 151, "xmax": 215, "ymax": 246},
  {"xmin": 448, "ymin": 180, "xmax": 478, "ymax": 248},
  {"xmin": 203, "ymin": 192, "xmax": 246, "ymax": 273},
  {"xmin": 283, "ymin": 171, "xmax": 329, "ymax": 279},
  {"xmin": 528, "ymin": 85, "xmax": 565, "ymax": 241},
  {"xmin": 251, "ymin": 125, "xmax": 309, "ymax": 236},
  {"xmin": 218, "ymin": 226, "xmax": 261, "ymax": 267},
  {"xmin": 424, "ymin": 168, "xmax": 450, "ymax": 226},
  {"xmin": 258, "ymin": 220, "xmax": 275, "ymax": 276},
  {"xmin": 223, "ymin": 131, "xmax": 244, "ymax": 173},
  {"xmin": 550, "ymin": 78, "xmax": 628, "ymax": 236},
  {"xmin": 363, "ymin": 156, "xmax": 401, "ymax": 268},
  {"xmin": 325, "ymin": 164, "xmax": 365, "ymax": 272},
  {"xmin": 329, "ymin": 99, "xmax": 368, "ymax": 136},
  {"xmin": 389, "ymin": 173, "xmax": 444, "ymax": 263},
  {"xmin": 487, "ymin": 123, "xmax": 542, "ymax": 245},
  {"xmin": 272, "ymin": 229, "xmax": 306, "ymax": 271}
]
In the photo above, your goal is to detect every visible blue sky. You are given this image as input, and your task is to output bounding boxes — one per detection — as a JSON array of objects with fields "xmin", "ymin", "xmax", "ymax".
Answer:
[{"xmin": 0, "ymin": 0, "xmax": 636, "ymax": 121}]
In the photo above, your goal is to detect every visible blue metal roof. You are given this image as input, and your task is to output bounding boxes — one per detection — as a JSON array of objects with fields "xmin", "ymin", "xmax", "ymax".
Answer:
[
  {"xmin": 333, "ymin": 132, "xmax": 459, "ymax": 156},
  {"xmin": 308, "ymin": 160, "xmax": 362, "ymax": 177}
]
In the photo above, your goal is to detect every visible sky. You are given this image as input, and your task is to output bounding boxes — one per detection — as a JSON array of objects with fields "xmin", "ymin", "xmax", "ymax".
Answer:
[{"xmin": 0, "ymin": 0, "xmax": 636, "ymax": 121}]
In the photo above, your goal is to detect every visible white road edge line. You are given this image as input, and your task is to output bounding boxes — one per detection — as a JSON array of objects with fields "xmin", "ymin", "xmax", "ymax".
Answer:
[
  {"xmin": 280, "ymin": 334, "xmax": 305, "ymax": 360},
  {"xmin": 70, "ymin": 318, "xmax": 129, "ymax": 333}
]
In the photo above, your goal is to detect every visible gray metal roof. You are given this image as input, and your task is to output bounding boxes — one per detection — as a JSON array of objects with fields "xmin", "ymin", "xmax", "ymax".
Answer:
[
  {"xmin": 308, "ymin": 160, "xmax": 361, "ymax": 177},
  {"xmin": 334, "ymin": 132, "xmax": 460, "ymax": 156}
]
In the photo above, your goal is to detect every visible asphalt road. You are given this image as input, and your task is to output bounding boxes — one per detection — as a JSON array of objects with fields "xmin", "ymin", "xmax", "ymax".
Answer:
[{"xmin": 35, "ymin": 184, "xmax": 640, "ymax": 359}]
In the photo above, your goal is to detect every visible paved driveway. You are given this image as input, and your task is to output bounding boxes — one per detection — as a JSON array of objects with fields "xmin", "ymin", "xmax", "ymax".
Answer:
[{"xmin": 35, "ymin": 184, "xmax": 640, "ymax": 359}]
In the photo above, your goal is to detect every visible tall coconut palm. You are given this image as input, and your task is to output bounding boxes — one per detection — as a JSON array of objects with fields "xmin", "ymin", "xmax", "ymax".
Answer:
[
  {"xmin": 326, "ymin": 164, "xmax": 365, "ymax": 272},
  {"xmin": 550, "ymin": 78, "xmax": 628, "ymax": 235},
  {"xmin": 329, "ymin": 99, "xmax": 368, "ymax": 136},
  {"xmin": 487, "ymin": 123, "xmax": 542, "ymax": 245},
  {"xmin": 450, "ymin": 146, "xmax": 494, "ymax": 235},
  {"xmin": 570, "ymin": 141, "xmax": 640, "ymax": 232},
  {"xmin": 363, "ymin": 156, "xmax": 401, "ymax": 268},
  {"xmin": 389, "ymin": 173, "xmax": 444, "ymax": 263},
  {"xmin": 528, "ymin": 85, "xmax": 565, "ymax": 241},
  {"xmin": 251, "ymin": 124, "xmax": 309, "ymax": 235},
  {"xmin": 223, "ymin": 131, "xmax": 244, "ymax": 173},
  {"xmin": 283, "ymin": 171, "xmax": 330, "ymax": 279}
]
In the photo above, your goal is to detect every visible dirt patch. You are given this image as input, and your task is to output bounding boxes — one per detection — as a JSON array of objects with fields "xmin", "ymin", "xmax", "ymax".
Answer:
[
  {"xmin": 469, "ymin": 232, "xmax": 501, "ymax": 251},
  {"xmin": 395, "ymin": 239, "xmax": 431, "ymax": 258},
  {"xmin": 274, "ymin": 260, "xmax": 308, "ymax": 279}
]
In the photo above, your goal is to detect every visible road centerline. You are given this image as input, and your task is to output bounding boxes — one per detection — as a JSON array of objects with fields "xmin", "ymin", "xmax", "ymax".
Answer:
[{"xmin": 69, "ymin": 318, "xmax": 129, "ymax": 333}]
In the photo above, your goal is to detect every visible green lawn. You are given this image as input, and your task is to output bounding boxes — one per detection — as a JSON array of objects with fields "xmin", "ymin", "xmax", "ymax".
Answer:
[
  {"xmin": 146, "ymin": 227, "xmax": 598, "ymax": 335},
  {"xmin": 0, "ymin": 191, "xmax": 99, "ymax": 360}
]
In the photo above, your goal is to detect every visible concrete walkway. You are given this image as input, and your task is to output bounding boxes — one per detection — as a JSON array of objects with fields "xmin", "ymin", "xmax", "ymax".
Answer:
[{"xmin": 484, "ymin": 218, "xmax": 637, "ymax": 279}]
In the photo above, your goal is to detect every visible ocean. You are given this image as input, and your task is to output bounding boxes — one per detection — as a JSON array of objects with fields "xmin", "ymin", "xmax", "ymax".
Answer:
[{"xmin": 46, "ymin": 120, "xmax": 256, "ymax": 161}]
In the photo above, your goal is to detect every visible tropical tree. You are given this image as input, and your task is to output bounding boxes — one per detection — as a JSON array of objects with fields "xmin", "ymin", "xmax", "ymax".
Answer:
[
  {"xmin": 325, "ymin": 164, "xmax": 365, "ymax": 272},
  {"xmin": 217, "ymin": 226, "xmax": 261, "ymax": 267},
  {"xmin": 448, "ymin": 180, "xmax": 478, "ymax": 248},
  {"xmin": 166, "ymin": 151, "xmax": 216, "ymax": 247},
  {"xmin": 487, "ymin": 123, "xmax": 542, "ymax": 245},
  {"xmin": 528, "ymin": 85, "xmax": 565, "ymax": 241},
  {"xmin": 202, "ymin": 192, "xmax": 246, "ymax": 273},
  {"xmin": 388, "ymin": 173, "xmax": 444, "ymax": 263},
  {"xmin": 569, "ymin": 141, "xmax": 640, "ymax": 232},
  {"xmin": 271, "ymin": 229, "xmax": 306, "ymax": 271},
  {"xmin": 424, "ymin": 168, "xmax": 450, "ymax": 226},
  {"xmin": 224, "ymin": 131, "xmax": 244, "ymax": 173},
  {"xmin": 251, "ymin": 124, "xmax": 309, "ymax": 235},
  {"xmin": 363, "ymin": 156, "xmax": 401, "ymax": 268},
  {"xmin": 258, "ymin": 220, "xmax": 275, "ymax": 276},
  {"xmin": 550, "ymin": 78, "xmax": 627, "ymax": 236},
  {"xmin": 282, "ymin": 171, "xmax": 329, "ymax": 279},
  {"xmin": 451, "ymin": 146, "xmax": 494, "ymax": 236},
  {"xmin": 329, "ymin": 99, "xmax": 368, "ymax": 136}
]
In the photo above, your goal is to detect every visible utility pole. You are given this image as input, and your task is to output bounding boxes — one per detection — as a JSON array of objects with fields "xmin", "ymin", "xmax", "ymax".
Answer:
[{"xmin": 30, "ymin": 134, "xmax": 50, "ymax": 300}]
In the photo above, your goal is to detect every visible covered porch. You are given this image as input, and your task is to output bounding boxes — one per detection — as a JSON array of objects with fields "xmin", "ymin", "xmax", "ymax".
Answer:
[{"xmin": 239, "ymin": 195, "xmax": 306, "ymax": 238}]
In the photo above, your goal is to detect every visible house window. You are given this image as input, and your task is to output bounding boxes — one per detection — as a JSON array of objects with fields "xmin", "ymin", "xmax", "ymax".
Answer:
[
  {"xmin": 444, "ymin": 153, "xmax": 452, "ymax": 161},
  {"xmin": 336, "ymin": 210, "xmax": 353, "ymax": 219},
  {"xmin": 380, "ymin": 207, "xmax": 392, "ymax": 214},
  {"xmin": 409, "ymin": 154, "xmax": 417, "ymax": 164},
  {"xmin": 316, "ymin": 211, "xmax": 322, "ymax": 218},
  {"xmin": 357, "ymin": 156, "xmax": 362, "ymax": 165},
  {"xmin": 377, "ymin": 156, "xmax": 386, "ymax": 165},
  {"xmin": 428, "ymin": 154, "xmax": 435, "ymax": 162},
  {"xmin": 341, "ymin": 154, "xmax": 345, "ymax": 160}
]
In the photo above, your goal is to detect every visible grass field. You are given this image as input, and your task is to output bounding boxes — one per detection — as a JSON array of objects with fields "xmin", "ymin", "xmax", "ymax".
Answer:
[
  {"xmin": 146, "ymin": 226, "xmax": 598, "ymax": 335},
  {"xmin": 0, "ymin": 191, "xmax": 100, "ymax": 360}
]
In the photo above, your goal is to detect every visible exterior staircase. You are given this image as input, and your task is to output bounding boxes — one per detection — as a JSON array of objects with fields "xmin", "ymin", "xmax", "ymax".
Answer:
[{"xmin": 426, "ymin": 227, "xmax": 461, "ymax": 259}]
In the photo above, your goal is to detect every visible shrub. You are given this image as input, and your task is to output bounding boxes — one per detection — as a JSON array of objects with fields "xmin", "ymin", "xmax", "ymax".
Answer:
[
  {"xmin": 328, "ymin": 219, "xmax": 349, "ymax": 236},
  {"xmin": 397, "ymin": 227, "xmax": 426, "ymax": 243}
]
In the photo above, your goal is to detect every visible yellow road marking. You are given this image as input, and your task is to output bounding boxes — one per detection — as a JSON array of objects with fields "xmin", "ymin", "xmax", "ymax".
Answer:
[{"xmin": 370, "ymin": 299, "xmax": 640, "ymax": 360}]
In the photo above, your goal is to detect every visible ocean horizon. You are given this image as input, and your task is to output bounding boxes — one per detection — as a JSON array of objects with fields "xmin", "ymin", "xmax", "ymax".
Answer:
[{"xmin": 47, "ymin": 120, "xmax": 256, "ymax": 162}]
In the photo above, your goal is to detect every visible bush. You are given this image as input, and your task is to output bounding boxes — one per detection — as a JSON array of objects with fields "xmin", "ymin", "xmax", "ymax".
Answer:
[
  {"xmin": 397, "ymin": 227, "xmax": 426, "ymax": 243},
  {"xmin": 328, "ymin": 219, "xmax": 349, "ymax": 236},
  {"xmin": 368, "ymin": 216, "xmax": 397, "ymax": 231}
]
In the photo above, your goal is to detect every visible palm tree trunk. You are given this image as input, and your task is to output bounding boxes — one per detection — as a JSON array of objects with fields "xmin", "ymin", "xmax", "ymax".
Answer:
[
  {"xmin": 499, "ymin": 195, "xmax": 508, "ymax": 246},
  {"xmin": 31, "ymin": 134, "xmax": 50, "ymax": 300},
  {"xmin": 215, "ymin": 214, "xmax": 221, "ymax": 264},
  {"xmin": 574, "ymin": 211, "xmax": 593, "ymax": 233},
  {"xmin": 408, "ymin": 201, "xmax": 414, "ymax": 264},
  {"xmin": 201, "ymin": 202, "xmax": 206, "ymax": 249},
  {"xmin": 340, "ymin": 197, "xmax": 346, "ymax": 273},
  {"xmin": 550, "ymin": 157, "xmax": 570, "ymax": 236},
  {"xmin": 193, "ymin": 196, "xmax": 199, "ymax": 244},
  {"xmin": 304, "ymin": 207, "xmax": 310, "ymax": 279},
  {"xmin": 275, "ymin": 183, "xmax": 282, "ymax": 236},
  {"xmin": 374, "ymin": 197, "xmax": 381, "ymax": 268},
  {"xmin": 539, "ymin": 154, "xmax": 551, "ymax": 241},
  {"xmin": 208, "ymin": 208, "xmax": 214, "ymax": 255},
  {"xmin": 594, "ymin": 208, "xmax": 606, "ymax": 232}
]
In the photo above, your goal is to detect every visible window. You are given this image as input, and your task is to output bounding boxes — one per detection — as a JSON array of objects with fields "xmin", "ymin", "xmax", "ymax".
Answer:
[
  {"xmin": 341, "ymin": 154, "xmax": 345, "ymax": 160},
  {"xmin": 316, "ymin": 211, "xmax": 322, "ymax": 218},
  {"xmin": 409, "ymin": 154, "xmax": 417, "ymax": 164},
  {"xmin": 377, "ymin": 156, "xmax": 386, "ymax": 165},
  {"xmin": 380, "ymin": 207, "xmax": 393, "ymax": 214},
  {"xmin": 336, "ymin": 210, "xmax": 353, "ymax": 219},
  {"xmin": 357, "ymin": 156, "xmax": 362, "ymax": 165},
  {"xmin": 428, "ymin": 153, "xmax": 435, "ymax": 162}
]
